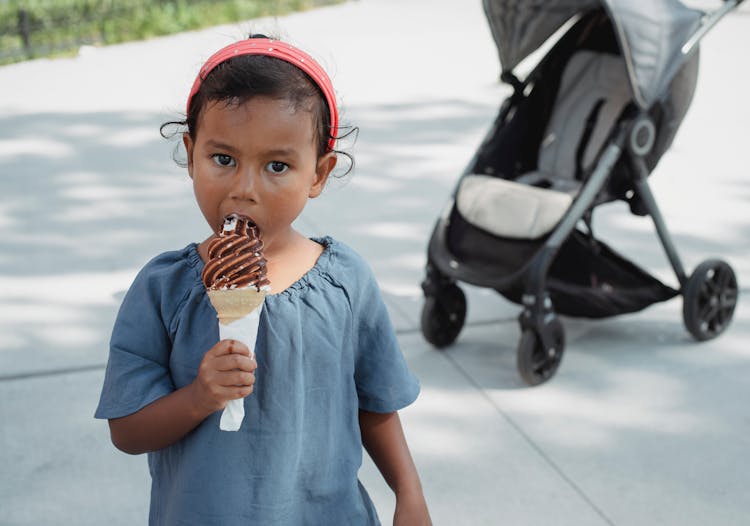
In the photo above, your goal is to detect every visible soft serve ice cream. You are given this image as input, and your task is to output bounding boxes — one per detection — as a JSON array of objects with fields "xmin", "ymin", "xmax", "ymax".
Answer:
[
  {"xmin": 203, "ymin": 214, "xmax": 270, "ymax": 325},
  {"xmin": 202, "ymin": 214, "xmax": 270, "ymax": 292}
]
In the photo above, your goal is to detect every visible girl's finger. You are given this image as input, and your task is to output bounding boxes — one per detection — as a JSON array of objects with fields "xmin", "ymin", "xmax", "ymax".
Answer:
[
  {"xmin": 214, "ymin": 353, "xmax": 256, "ymax": 372},
  {"xmin": 228, "ymin": 384, "xmax": 254, "ymax": 399},
  {"xmin": 210, "ymin": 384, "xmax": 254, "ymax": 402},
  {"xmin": 217, "ymin": 370, "xmax": 255, "ymax": 388},
  {"xmin": 206, "ymin": 339, "xmax": 250, "ymax": 358},
  {"xmin": 225, "ymin": 339, "xmax": 251, "ymax": 356}
]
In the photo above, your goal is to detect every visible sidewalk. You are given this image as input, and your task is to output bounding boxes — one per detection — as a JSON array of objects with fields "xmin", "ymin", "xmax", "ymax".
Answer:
[{"xmin": 1, "ymin": 1, "xmax": 748, "ymax": 524}]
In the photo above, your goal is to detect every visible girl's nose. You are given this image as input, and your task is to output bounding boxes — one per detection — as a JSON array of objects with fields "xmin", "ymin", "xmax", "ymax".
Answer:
[{"xmin": 231, "ymin": 167, "xmax": 258, "ymax": 201}]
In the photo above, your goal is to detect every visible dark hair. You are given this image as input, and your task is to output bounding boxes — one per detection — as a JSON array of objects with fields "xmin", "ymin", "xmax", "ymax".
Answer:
[{"xmin": 162, "ymin": 36, "xmax": 355, "ymax": 173}]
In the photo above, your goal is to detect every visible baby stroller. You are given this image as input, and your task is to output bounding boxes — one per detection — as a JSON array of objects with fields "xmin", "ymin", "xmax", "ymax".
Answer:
[{"xmin": 420, "ymin": 0, "xmax": 743, "ymax": 385}]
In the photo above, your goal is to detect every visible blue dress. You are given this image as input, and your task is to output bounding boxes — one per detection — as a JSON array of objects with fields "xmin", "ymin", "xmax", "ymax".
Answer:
[{"xmin": 95, "ymin": 237, "xmax": 420, "ymax": 525}]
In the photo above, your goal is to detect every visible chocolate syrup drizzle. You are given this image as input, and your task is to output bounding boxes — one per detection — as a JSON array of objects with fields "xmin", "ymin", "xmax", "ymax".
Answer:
[{"xmin": 201, "ymin": 214, "xmax": 270, "ymax": 291}]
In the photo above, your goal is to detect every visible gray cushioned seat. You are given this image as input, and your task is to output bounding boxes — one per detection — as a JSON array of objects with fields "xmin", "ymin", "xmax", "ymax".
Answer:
[{"xmin": 457, "ymin": 51, "xmax": 633, "ymax": 240}]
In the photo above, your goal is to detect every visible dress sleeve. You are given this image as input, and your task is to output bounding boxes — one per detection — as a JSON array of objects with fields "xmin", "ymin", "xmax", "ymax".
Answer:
[
  {"xmin": 94, "ymin": 264, "xmax": 177, "ymax": 420},
  {"xmin": 353, "ymin": 263, "xmax": 420, "ymax": 413}
]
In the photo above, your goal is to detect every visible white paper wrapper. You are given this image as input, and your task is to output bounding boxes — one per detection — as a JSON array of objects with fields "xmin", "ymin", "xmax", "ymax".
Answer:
[{"xmin": 215, "ymin": 305, "xmax": 263, "ymax": 431}]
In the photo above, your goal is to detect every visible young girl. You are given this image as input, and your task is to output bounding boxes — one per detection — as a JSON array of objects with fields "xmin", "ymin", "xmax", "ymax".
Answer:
[{"xmin": 95, "ymin": 36, "xmax": 431, "ymax": 525}]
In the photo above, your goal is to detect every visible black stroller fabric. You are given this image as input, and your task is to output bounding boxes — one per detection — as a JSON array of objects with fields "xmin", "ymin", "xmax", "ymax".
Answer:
[
  {"xmin": 538, "ymin": 231, "xmax": 679, "ymax": 318},
  {"xmin": 447, "ymin": 208, "xmax": 678, "ymax": 318}
]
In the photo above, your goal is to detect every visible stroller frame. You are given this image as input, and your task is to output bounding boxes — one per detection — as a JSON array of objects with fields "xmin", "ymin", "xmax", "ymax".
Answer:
[{"xmin": 421, "ymin": 1, "xmax": 742, "ymax": 385}]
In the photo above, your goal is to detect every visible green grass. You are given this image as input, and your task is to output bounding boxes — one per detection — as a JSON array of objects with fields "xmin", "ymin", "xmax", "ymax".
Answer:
[{"xmin": 0, "ymin": 0, "xmax": 342, "ymax": 65}]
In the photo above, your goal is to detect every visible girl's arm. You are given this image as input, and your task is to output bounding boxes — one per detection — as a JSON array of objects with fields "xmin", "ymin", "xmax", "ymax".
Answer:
[
  {"xmin": 109, "ymin": 339, "xmax": 256, "ymax": 454},
  {"xmin": 109, "ymin": 383, "xmax": 213, "ymax": 454},
  {"xmin": 359, "ymin": 410, "xmax": 432, "ymax": 526}
]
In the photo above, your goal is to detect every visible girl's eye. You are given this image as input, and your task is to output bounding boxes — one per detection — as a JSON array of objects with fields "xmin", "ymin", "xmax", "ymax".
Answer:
[
  {"xmin": 211, "ymin": 154, "xmax": 236, "ymax": 167},
  {"xmin": 266, "ymin": 161, "xmax": 289, "ymax": 175}
]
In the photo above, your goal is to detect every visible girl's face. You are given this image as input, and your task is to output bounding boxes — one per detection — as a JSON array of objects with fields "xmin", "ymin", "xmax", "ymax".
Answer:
[{"xmin": 184, "ymin": 96, "xmax": 336, "ymax": 252}]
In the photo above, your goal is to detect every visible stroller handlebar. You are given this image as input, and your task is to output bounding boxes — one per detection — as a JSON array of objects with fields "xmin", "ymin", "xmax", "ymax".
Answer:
[{"xmin": 682, "ymin": 0, "xmax": 742, "ymax": 56}]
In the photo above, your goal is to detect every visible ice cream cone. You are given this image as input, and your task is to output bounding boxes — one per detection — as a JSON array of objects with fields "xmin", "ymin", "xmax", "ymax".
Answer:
[{"xmin": 207, "ymin": 288, "xmax": 267, "ymax": 325}]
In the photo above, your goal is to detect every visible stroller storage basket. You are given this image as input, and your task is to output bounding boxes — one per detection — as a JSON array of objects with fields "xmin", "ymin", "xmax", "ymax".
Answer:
[{"xmin": 447, "ymin": 208, "xmax": 678, "ymax": 318}]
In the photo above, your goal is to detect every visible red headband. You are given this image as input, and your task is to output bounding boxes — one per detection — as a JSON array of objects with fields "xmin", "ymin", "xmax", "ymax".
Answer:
[{"xmin": 187, "ymin": 38, "xmax": 339, "ymax": 152}]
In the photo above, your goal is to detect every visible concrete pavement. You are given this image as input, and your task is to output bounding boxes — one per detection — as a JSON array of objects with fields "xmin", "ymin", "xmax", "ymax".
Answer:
[{"xmin": 1, "ymin": 1, "xmax": 749, "ymax": 524}]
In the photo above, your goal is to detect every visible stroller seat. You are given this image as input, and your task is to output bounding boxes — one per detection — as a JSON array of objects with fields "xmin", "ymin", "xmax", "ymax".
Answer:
[{"xmin": 456, "ymin": 50, "xmax": 632, "ymax": 240}]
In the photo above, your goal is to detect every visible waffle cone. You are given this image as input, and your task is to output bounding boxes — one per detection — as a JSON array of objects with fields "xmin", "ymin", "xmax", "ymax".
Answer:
[{"xmin": 207, "ymin": 288, "xmax": 267, "ymax": 326}]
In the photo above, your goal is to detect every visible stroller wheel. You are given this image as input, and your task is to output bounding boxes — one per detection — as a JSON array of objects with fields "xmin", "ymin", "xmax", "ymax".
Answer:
[
  {"xmin": 517, "ymin": 320, "xmax": 565, "ymax": 386},
  {"xmin": 682, "ymin": 259, "xmax": 738, "ymax": 341},
  {"xmin": 420, "ymin": 284, "xmax": 467, "ymax": 348}
]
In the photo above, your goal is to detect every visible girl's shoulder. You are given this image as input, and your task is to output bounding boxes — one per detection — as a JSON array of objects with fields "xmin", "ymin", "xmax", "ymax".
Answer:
[
  {"xmin": 313, "ymin": 236, "xmax": 373, "ymax": 282},
  {"xmin": 135, "ymin": 244, "xmax": 203, "ymax": 290},
  {"xmin": 317, "ymin": 235, "xmax": 362, "ymax": 263},
  {"xmin": 121, "ymin": 244, "xmax": 204, "ymax": 323},
  {"xmin": 312, "ymin": 236, "xmax": 381, "ymax": 304}
]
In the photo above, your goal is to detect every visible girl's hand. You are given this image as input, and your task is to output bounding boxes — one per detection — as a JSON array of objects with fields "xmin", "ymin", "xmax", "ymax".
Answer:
[
  {"xmin": 190, "ymin": 339, "xmax": 256, "ymax": 415},
  {"xmin": 108, "ymin": 339, "xmax": 256, "ymax": 454},
  {"xmin": 394, "ymin": 489, "xmax": 432, "ymax": 526}
]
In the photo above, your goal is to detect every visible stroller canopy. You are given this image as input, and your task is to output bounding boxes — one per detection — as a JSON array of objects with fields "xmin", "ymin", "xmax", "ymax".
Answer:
[{"xmin": 483, "ymin": 0, "xmax": 703, "ymax": 108}]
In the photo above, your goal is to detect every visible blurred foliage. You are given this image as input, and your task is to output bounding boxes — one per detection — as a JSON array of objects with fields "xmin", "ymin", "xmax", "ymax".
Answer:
[{"xmin": 0, "ymin": 0, "xmax": 342, "ymax": 65}]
